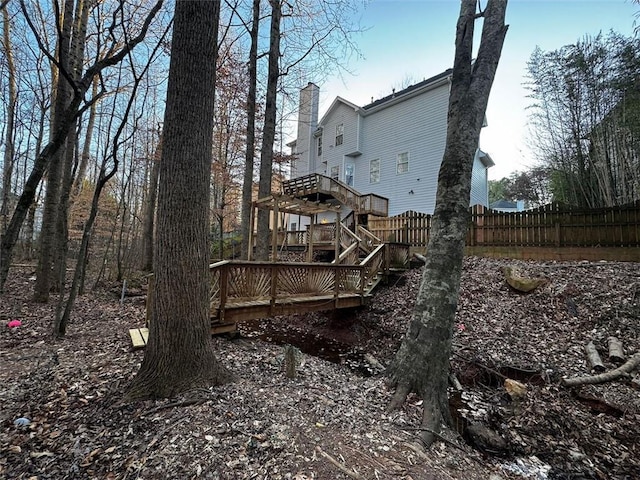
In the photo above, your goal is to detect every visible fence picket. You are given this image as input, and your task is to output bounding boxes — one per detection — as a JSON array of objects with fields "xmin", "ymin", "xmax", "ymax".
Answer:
[{"xmin": 367, "ymin": 202, "xmax": 640, "ymax": 248}]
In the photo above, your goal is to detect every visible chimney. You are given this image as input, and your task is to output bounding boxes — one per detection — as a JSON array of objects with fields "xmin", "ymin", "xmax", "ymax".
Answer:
[{"xmin": 294, "ymin": 82, "xmax": 320, "ymax": 176}]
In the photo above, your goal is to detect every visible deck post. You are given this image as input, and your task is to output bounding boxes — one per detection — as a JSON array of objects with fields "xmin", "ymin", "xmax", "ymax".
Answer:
[
  {"xmin": 272, "ymin": 197, "xmax": 279, "ymax": 261},
  {"xmin": 270, "ymin": 263, "xmax": 277, "ymax": 315},
  {"xmin": 307, "ymin": 214, "xmax": 315, "ymax": 262},
  {"xmin": 248, "ymin": 202, "xmax": 255, "ymax": 261},
  {"xmin": 335, "ymin": 212, "xmax": 341, "ymax": 262},
  {"xmin": 218, "ymin": 264, "xmax": 228, "ymax": 323}
]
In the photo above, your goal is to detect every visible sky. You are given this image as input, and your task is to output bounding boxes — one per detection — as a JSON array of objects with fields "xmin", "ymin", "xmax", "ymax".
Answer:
[{"xmin": 314, "ymin": 0, "xmax": 639, "ymax": 180}]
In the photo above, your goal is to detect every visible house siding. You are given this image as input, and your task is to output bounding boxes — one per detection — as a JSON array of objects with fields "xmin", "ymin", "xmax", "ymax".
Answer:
[
  {"xmin": 470, "ymin": 151, "xmax": 489, "ymax": 206},
  {"xmin": 319, "ymin": 102, "xmax": 360, "ymax": 179},
  {"xmin": 357, "ymin": 84, "xmax": 449, "ymax": 215},
  {"xmin": 290, "ymin": 71, "xmax": 493, "ymax": 219}
]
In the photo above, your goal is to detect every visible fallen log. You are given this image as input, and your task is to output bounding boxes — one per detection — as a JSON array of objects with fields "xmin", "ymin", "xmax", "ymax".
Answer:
[
  {"xmin": 563, "ymin": 353, "xmax": 640, "ymax": 387},
  {"xmin": 585, "ymin": 341, "xmax": 605, "ymax": 373},
  {"xmin": 607, "ymin": 336, "xmax": 625, "ymax": 364}
]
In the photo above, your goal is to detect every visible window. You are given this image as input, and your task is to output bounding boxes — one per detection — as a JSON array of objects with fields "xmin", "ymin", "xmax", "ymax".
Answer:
[
  {"xmin": 345, "ymin": 164, "xmax": 354, "ymax": 186},
  {"xmin": 317, "ymin": 135, "xmax": 322, "ymax": 156},
  {"xmin": 369, "ymin": 159, "xmax": 380, "ymax": 183},
  {"xmin": 335, "ymin": 123, "xmax": 344, "ymax": 146},
  {"xmin": 397, "ymin": 152, "xmax": 409, "ymax": 174},
  {"xmin": 330, "ymin": 165, "xmax": 339, "ymax": 180}
]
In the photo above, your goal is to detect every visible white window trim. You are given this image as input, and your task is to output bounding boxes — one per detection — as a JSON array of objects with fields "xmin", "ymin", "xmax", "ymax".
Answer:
[
  {"xmin": 335, "ymin": 123, "xmax": 344, "ymax": 146},
  {"xmin": 369, "ymin": 158, "xmax": 380, "ymax": 184},
  {"xmin": 396, "ymin": 151, "xmax": 409, "ymax": 175}
]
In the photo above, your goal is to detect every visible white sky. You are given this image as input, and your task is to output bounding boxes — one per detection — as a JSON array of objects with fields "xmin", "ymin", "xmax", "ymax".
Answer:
[{"xmin": 311, "ymin": 0, "xmax": 639, "ymax": 180}]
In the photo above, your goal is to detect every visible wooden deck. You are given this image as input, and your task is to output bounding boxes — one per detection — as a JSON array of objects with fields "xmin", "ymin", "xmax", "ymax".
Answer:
[
  {"xmin": 131, "ymin": 242, "xmax": 409, "ymax": 345},
  {"xmin": 208, "ymin": 260, "xmax": 370, "ymax": 333},
  {"xmin": 282, "ymin": 173, "xmax": 388, "ymax": 216}
]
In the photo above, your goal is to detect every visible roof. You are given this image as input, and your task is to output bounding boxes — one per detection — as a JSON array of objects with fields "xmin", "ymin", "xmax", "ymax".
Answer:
[
  {"xmin": 317, "ymin": 68, "xmax": 453, "ymax": 126},
  {"xmin": 478, "ymin": 150, "xmax": 495, "ymax": 168},
  {"xmin": 317, "ymin": 96, "xmax": 363, "ymax": 126},
  {"xmin": 362, "ymin": 68, "xmax": 453, "ymax": 111}
]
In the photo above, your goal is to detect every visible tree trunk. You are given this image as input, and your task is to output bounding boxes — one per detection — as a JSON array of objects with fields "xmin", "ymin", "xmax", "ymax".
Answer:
[
  {"xmin": 33, "ymin": 0, "xmax": 76, "ymax": 302},
  {"xmin": 386, "ymin": 0, "xmax": 508, "ymax": 448},
  {"xmin": 0, "ymin": 0, "xmax": 163, "ymax": 293},
  {"xmin": 126, "ymin": 0, "xmax": 230, "ymax": 400},
  {"xmin": 255, "ymin": 0, "xmax": 281, "ymax": 261},
  {"xmin": 1, "ymin": 6, "xmax": 17, "ymax": 235},
  {"xmin": 142, "ymin": 141, "xmax": 161, "ymax": 272},
  {"xmin": 240, "ymin": 0, "xmax": 260, "ymax": 260},
  {"xmin": 71, "ymin": 75, "xmax": 99, "ymax": 200}
]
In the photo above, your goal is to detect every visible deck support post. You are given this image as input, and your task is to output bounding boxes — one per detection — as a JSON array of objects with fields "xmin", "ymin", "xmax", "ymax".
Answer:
[
  {"xmin": 335, "ymin": 212, "xmax": 341, "ymax": 262},
  {"xmin": 272, "ymin": 197, "xmax": 279, "ymax": 261},
  {"xmin": 248, "ymin": 202, "xmax": 256, "ymax": 261},
  {"xmin": 307, "ymin": 214, "xmax": 315, "ymax": 262}
]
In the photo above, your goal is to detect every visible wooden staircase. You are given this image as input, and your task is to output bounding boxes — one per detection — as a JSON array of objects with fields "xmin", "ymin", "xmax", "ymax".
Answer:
[{"xmin": 129, "ymin": 177, "xmax": 407, "ymax": 347}]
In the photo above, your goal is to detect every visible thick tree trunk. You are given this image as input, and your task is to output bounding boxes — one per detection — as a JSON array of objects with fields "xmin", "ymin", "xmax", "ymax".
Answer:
[
  {"xmin": 33, "ymin": 0, "xmax": 76, "ymax": 302},
  {"xmin": 240, "ymin": 0, "xmax": 260, "ymax": 260},
  {"xmin": 386, "ymin": 0, "xmax": 508, "ymax": 448},
  {"xmin": 255, "ymin": 0, "xmax": 281, "ymax": 261},
  {"xmin": 126, "ymin": 0, "xmax": 230, "ymax": 400}
]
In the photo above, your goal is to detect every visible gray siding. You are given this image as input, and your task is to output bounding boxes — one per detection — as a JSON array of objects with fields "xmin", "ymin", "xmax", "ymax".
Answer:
[
  {"xmin": 294, "ymin": 74, "xmax": 492, "ymax": 217},
  {"xmin": 319, "ymin": 102, "xmax": 360, "ymax": 179},
  {"xmin": 470, "ymin": 152, "xmax": 489, "ymax": 207},
  {"xmin": 356, "ymin": 84, "xmax": 449, "ymax": 215}
]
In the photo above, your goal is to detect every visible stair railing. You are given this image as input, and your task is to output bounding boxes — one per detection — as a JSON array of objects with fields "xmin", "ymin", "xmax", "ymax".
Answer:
[
  {"xmin": 359, "ymin": 244, "xmax": 386, "ymax": 293},
  {"xmin": 357, "ymin": 225, "xmax": 382, "ymax": 253}
]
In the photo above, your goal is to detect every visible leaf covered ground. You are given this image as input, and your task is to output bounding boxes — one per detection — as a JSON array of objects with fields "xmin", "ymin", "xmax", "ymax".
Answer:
[{"xmin": 1, "ymin": 256, "xmax": 639, "ymax": 479}]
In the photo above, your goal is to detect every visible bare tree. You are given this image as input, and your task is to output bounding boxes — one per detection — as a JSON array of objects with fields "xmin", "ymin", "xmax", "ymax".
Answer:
[
  {"xmin": 126, "ymin": 0, "xmax": 230, "ymax": 400},
  {"xmin": 254, "ymin": 0, "xmax": 281, "ymax": 261},
  {"xmin": 526, "ymin": 33, "xmax": 640, "ymax": 207},
  {"xmin": 386, "ymin": 0, "xmax": 508, "ymax": 448},
  {"xmin": 0, "ymin": 0, "xmax": 164, "ymax": 293},
  {"xmin": 1, "ymin": 5, "xmax": 17, "ymax": 234},
  {"xmin": 54, "ymin": 20, "xmax": 170, "ymax": 337},
  {"xmin": 239, "ymin": 0, "xmax": 259, "ymax": 260}
]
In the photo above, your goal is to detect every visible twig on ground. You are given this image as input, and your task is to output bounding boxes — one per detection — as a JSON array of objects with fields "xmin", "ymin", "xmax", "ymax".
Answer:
[{"xmin": 315, "ymin": 446, "xmax": 366, "ymax": 480}]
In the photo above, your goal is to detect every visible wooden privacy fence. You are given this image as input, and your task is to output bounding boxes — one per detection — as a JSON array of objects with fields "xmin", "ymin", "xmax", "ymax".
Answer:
[{"xmin": 367, "ymin": 201, "xmax": 640, "ymax": 249}]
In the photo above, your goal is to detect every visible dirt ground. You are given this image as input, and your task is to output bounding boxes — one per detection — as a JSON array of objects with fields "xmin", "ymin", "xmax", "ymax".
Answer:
[{"xmin": 1, "ymin": 256, "xmax": 639, "ymax": 480}]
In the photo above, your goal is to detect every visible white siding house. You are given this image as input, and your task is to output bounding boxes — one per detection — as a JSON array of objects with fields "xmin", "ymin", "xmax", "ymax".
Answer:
[{"xmin": 289, "ymin": 69, "xmax": 494, "ymax": 219}]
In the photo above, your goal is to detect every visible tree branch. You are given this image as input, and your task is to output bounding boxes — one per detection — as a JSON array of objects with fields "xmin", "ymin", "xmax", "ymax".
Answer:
[
  {"xmin": 563, "ymin": 353, "xmax": 640, "ymax": 387},
  {"xmin": 315, "ymin": 446, "xmax": 365, "ymax": 480}
]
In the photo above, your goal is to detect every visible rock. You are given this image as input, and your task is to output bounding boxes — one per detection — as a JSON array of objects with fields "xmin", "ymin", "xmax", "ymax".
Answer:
[
  {"xmin": 504, "ymin": 378, "xmax": 527, "ymax": 400},
  {"xmin": 502, "ymin": 266, "xmax": 547, "ymax": 293}
]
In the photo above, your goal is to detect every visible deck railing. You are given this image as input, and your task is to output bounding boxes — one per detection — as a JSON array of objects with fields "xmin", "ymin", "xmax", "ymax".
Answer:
[
  {"xmin": 209, "ymin": 260, "xmax": 366, "ymax": 311},
  {"xmin": 283, "ymin": 173, "xmax": 388, "ymax": 216}
]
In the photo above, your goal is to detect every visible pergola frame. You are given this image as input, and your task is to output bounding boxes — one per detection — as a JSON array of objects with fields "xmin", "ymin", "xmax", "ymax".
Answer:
[{"xmin": 249, "ymin": 193, "xmax": 342, "ymax": 262}]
